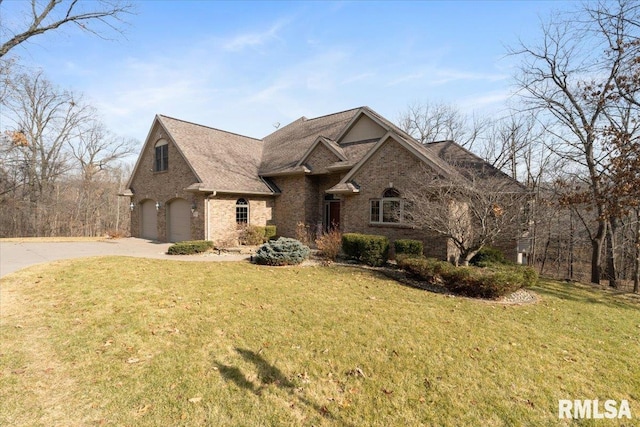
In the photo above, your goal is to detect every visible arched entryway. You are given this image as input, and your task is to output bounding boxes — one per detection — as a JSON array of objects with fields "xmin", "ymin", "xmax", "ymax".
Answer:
[
  {"xmin": 140, "ymin": 199, "xmax": 158, "ymax": 240},
  {"xmin": 167, "ymin": 198, "xmax": 191, "ymax": 242}
]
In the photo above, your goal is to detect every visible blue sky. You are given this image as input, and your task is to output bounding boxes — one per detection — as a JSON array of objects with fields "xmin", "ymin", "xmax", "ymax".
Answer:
[{"xmin": 3, "ymin": 1, "xmax": 577, "ymax": 143}]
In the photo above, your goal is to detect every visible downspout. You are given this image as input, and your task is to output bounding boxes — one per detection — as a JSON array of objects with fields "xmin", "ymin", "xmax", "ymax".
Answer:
[{"xmin": 205, "ymin": 191, "xmax": 216, "ymax": 241}]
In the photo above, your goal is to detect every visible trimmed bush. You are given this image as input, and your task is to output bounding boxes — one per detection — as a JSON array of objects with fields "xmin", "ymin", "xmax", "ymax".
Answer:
[
  {"xmin": 442, "ymin": 264, "xmax": 538, "ymax": 299},
  {"xmin": 239, "ymin": 225, "xmax": 265, "ymax": 246},
  {"xmin": 342, "ymin": 233, "xmax": 389, "ymax": 267},
  {"xmin": 394, "ymin": 239, "xmax": 423, "ymax": 258},
  {"xmin": 397, "ymin": 256, "xmax": 454, "ymax": 283},
  {"xmin": 264, "ymin": 225, "xmax": 277, "ymax": 241},
  {"xmin": 167, "ymin": 240, "xmax": 214, "ymax": 255},
  {"xmin": 254, "ymin": 237, "xmax": 310, "ymax": 266},
  {"xmin": 470, "ymin": 246, "xmax": 509, "ymax": 267},
  {"xmin": 238, "ymin": 225, "xmax": 278, "ymax": 245},
  {"xmin": 397, "ymin": 256, "xmax": 538, "ymax": 299}
]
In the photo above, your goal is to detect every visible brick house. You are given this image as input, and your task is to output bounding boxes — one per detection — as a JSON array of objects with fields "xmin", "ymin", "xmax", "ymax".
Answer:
[{"xmin": 123, "ymin": 106, "xmax": 523, "ymax": 261}]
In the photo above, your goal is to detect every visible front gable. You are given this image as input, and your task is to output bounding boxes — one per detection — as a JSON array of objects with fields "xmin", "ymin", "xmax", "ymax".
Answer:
[
  {"xmin": 126, "ymin": 117, "xmax": 200, "ymax": 193},
  {"xmin": 338, "ymin": 112, "xmax": 387, "ymax": 144},
  {"xmin": 350, "ymin": 136, "xmax": 430, "ymax": 192},
  {"xmin": 297, "ymin": 138, "xmax": 346, "ymax": 174},
  {"xmin": 328, "ymin": 133, "xmax": 451, "ymax": 194}
]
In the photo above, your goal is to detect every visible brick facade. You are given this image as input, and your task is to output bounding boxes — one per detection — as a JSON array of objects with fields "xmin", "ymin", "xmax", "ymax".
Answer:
[
  {"xmin": 206, "ymin": 195, "xmax": 274, "ymax": 246},
  {"xmin": 305, "ymin": 143, "xmax": 340, "ymax": 174},
  {"xmin": 340, "ymin": 138, "xmax": 454, "ymax": 259},
  {"xmin": 129, "ymin": 123, "xmax": 205, "ymax": 241},
  {"xmin": 127, "ymin": 108, "xmax": 522, "ymax": 262}
]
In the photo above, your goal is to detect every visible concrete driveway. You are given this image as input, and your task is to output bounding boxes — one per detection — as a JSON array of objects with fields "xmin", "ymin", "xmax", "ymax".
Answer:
[{"xmin": 0, "ymin": 238, "xmax": 250, "ymax": 279}]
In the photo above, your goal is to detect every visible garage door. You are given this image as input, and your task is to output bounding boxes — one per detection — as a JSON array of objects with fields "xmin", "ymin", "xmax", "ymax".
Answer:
[
  {"xmin": 168, "ymin": 198, "xmax": 191, "ymax": 242},
  {"xmin": 141, "ymin": 200, "xmax": 158, "ymax": 240}
]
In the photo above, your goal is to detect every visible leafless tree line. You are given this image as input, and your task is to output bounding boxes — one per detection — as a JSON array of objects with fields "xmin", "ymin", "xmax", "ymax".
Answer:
[
  {"xmin": 0, "ymin": 67, "xmax": 135, "ymax": 238},
  {"xmin": 397, "ymin": 1, "xmax": 640, "ymax": 291},
  {"xmin": 0, "ymin": 0, "xmax": 135, "ymax": 238}
]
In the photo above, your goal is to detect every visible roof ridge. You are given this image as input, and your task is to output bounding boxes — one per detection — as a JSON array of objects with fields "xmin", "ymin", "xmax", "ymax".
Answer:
[
  {"xmin": 263, "ymin": 116, "xmax": 307, "ymax": 139},
  {"xmin": 304, "ymin": 106, "xmax": 363, "ymax": 122},
  {"xmin": 157, "ymin": 114, "xmax": 262, "ymax": 142}
]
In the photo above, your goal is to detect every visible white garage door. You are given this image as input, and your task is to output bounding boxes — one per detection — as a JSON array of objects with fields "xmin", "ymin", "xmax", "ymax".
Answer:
[
  {"xmin": 168, "ymin": 198, "xmax": 191, "ymax": 242},
  {"xmin": 141, "ymin": 200, "xmax": 158, "ymax": 240}
]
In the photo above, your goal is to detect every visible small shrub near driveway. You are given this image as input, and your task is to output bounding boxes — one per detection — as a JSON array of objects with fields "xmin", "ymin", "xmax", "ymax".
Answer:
[
  {"xmin": 342, "ymin": 233, "xmax": 389, "ymax": 267},
  {"xmin": 394, "ymin": 239, "xmax": 423, "ymax": 258},
  {"xmin": 254, "ymin": 237, "xmax": 310, "ymax": 266},
  {"xmin": 397, "ymin": 256, "xmax": 538, "ymax": 299},
  {"xmin": 167, "ymin": 240, "xmax": 214, "ymax": 255}
]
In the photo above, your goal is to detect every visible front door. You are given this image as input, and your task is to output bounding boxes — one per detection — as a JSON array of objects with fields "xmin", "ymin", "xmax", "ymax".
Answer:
[{"xmin": 325, "ymin": 201, "xmax": 341, "ymax": 232}]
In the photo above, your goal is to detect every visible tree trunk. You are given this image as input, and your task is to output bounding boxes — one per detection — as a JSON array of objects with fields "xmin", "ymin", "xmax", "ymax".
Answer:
[
  {"xmin": 634, "ymin": 209, "xmax": 639, "ymax": 294},
  {"xmin": 590, "ymin": 220, "xmax": 607, "ymax": 284},
  {"xmin": 606, "ymin": 218, "xmax": 618, "ymax": 288}
]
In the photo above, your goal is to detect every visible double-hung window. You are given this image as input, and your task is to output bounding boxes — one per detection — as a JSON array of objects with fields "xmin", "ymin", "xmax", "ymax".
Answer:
[
  {"xmin": 155, "ymin": 140, "xmax": 168, "ymax": 172},
  {"xmin": 236, "ymin": 198, "xmax": 249, "ymax": 224},
  {"xmin": 370, "ymin": 188, "xmax": 405, "ymax": 224}
]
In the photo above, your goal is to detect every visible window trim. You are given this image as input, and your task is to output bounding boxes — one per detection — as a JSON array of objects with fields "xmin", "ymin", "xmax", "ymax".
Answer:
[
  {"xmin": 370, "ymin": 188, "xmax": 406, "ymax": 224},
  {"xmin": 236, "ymin": 198, "xmax": 249, "ymax": 225}
]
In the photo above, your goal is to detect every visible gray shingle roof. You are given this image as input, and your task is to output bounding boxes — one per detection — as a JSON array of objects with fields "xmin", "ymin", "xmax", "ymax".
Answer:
[
  {"xmin": 423, "ymin": 140, "xmax": 525, "ymax": 191},
  {"xmin": 148, "ymin": 107, "xmax": 522, "ymax": 195},
  {"xmin": 158, "ymin": 115, "xmax": 272, "ymax": 194},
  {"xmin": 260, "ymin": 108, "xmax": 361, "ymax": 174}
]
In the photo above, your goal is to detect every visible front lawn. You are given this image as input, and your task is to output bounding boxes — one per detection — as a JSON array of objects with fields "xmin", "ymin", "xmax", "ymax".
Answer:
[{"xmin": 1, "ymin": 258, "xmax": 638, "ymax": 426}]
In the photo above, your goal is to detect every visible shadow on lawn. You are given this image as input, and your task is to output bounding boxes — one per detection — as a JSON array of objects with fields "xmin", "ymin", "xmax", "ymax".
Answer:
[
  {"xmin": 533, "ymin": 280, "xmax": 640, "ymax": 310},
  {"xmin": 214, "ymin": 348, "xmax": 353, "ymax": 426}
]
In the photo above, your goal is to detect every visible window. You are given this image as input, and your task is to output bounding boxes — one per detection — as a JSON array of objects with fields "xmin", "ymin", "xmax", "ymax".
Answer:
[
  {"xmin": 370, "ymin": 188, "xmax": 405, "ymax": 224},
  {"xmin": 236, "ymin": 198, "xmax": 248, "ymax": 224},
  {"xmin": 155, "ymin": 140, "xmax": 168, "ymax": 172}
]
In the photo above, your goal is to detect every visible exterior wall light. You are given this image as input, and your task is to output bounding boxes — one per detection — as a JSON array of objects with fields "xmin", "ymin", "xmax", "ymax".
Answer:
[
  {"xmin": 155, "ymin": 201, "xmax": 162, "ymax": 210},
  {"xmin": 191, "ymin": 202, "xmax": 197, "ymax": 213},
  {"xmin": 129, "ymin": 202, "xmax": 135, "ymax": 211}
]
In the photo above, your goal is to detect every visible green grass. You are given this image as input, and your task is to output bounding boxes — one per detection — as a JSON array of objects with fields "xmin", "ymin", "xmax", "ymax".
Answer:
[{"xmin": 1, "ymin": 258, "xmax": 639, "ymax": 426}]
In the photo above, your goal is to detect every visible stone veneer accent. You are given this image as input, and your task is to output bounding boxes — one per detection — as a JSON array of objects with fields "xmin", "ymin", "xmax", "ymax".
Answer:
[{"xmin": 206, "ymin": 195, "xmax": 274, "ymax": 245}]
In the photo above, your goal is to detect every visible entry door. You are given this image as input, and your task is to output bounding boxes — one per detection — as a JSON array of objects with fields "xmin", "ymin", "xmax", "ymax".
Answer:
[{"xmin": 325, "ymin": 201, "xmax": 341, "ymax": 232}]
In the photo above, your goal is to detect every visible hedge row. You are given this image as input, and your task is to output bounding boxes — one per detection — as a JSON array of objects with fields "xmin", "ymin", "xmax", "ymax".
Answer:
[
  {"xmin": 397, "ymin": 256, "xmax": 538, "ymax": 299},
  {"xmin": 167, "ymin": 240, "xmax": 214, "ymax": 255},
  {"xmin": 342, "ymin": 233, "xmax": 389, "ymax": 267},
  {"xmin": 394, "ymin": 239, "xmax": 423, "ymax": 257}
]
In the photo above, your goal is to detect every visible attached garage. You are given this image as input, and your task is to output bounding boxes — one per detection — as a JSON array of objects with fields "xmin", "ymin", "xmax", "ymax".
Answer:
[
  {"xmin": 168, "ymin": 198, "xmax": 191, "ymax": 242},
  {"xmin": 140, "ymin": 199, "xmax": 158, "ymax": 240}
]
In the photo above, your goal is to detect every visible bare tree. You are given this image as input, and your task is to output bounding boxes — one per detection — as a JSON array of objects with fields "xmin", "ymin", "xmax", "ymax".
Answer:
[
  {"xmin": 68, "ymin": 119, "xmax": 135, "ymax": 235},
  {"xmin": 479, "ymin": 112, "xmax": 544, "ymax": 179},
  {"xmin": 406, "ymin": 168, "xmax": 528, "ymax": 266},
  {"xmin": 397, "ymin": 101, "xmax": 491, "ymax": 151},
  {"xmin": 1, "ymin": 70, "xmax": 95, "ymax": 235},
  {"xmin": 508, "ymin": 0, "xmax": 640, "ymax": 284},
  {"xmin": 0, "ymin": 0, "xmax": 134, "ymax": 58}
]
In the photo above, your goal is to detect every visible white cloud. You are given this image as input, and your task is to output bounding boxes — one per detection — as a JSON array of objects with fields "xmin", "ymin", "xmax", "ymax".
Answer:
[{"xmin": 222, "ymin": 20, "xmax": 287, "ymax": 52}]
